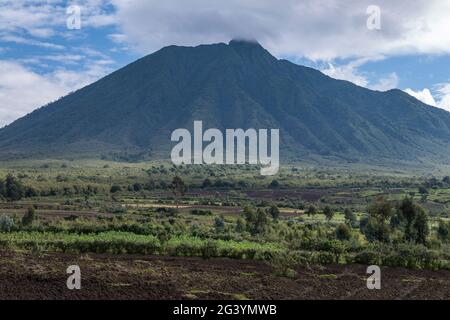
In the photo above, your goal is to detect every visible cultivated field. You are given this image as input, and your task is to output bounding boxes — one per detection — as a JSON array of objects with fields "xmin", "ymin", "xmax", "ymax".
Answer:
[
  {"xmin": 0, "ymin": 160, "xmax": 449, "ymax": 299},
  {"xmin": 1, "ymin": 252, "xmax": 449, "ymax": 300}
]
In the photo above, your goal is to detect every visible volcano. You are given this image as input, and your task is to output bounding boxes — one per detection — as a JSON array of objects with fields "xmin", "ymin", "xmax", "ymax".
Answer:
[{"xmin": 1, "ymin": 39, "xmax": 450, "ymax": 165}]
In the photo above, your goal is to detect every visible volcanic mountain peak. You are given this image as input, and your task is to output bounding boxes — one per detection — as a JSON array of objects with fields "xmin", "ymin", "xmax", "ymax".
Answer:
[{"xmin": 0, "ymin": 40, "xmax": 450, "ymax": 166}]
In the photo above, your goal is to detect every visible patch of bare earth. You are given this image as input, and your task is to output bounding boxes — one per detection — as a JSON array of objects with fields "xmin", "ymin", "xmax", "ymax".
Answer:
[{"xmin": 0, "ymin": 251, "xmax": 448, "ymax": 300}]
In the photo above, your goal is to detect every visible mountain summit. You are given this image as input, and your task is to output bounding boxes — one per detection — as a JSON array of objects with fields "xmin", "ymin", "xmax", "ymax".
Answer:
[{"xmin": 1, "ymin": 40, "xmax": 450, "ymax": 164}]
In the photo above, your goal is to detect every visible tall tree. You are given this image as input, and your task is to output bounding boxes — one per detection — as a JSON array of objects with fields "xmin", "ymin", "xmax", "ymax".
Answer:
[
  {"xmin": 170, "ymin": 176, "xmax": 187, "ymax": 209},
  {"xmin": 268, "ymin": 205, "xmax": 280, "ymax": 221},
  {"xmin": 323, "ymin": 206, "xmax": 334, "ymax": 221}
]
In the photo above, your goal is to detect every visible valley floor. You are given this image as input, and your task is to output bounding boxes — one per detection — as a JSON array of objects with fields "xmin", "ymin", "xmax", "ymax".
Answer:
[{"xmin": 1, "ymin": 251, "xmax": 449, "ymax": 300}]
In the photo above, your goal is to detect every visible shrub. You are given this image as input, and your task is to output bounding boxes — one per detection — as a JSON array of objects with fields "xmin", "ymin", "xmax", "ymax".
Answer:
[
  {"xmin": 270, "ymin": 251, "xmax": 299, "ymax": 278},
  {"xmin": 190, "ymin": 209, "xmax": 212, "ymax": 216},
  {"xmin": 344, "ymin": 208, "xmax": 357, "ymax": 227},
  {"xmin": 202, "ymin": 178, "xmax": 212, "ymax": 189},
  {"xmin": 268, "ymin": 205, "xmax": 280, "ymax": 221},
  {"xmin": 363, "ymin": 217, "xmax": 391, "ymax": 243},
  {"xmin": 397, "ymin": 198, "xmax": 430, "ymax": 244},
  {"xmin": 156, "ymin": 207, "xmax": 178, "ymax": 217},
  {"xmin": 243, "ymin": 207, "xmax": 269, "ymax": 235},
  {"xmin": 201, "ymin": 240, "xmax": 218, "ymax": 259},
  {"xmin": 235, "ymin": 218, "xmax": 245, "ymax": 233},
  {"xmin": 437, "ymin": 220, "xmax": 450, "ymax": 242},
  {"xmin": 22, "ymin": 206, "xmax": 36, "ymax": 227},
  {"xmin": 336, "ymin": 223, "xmax": 352, "ymax": 241},
  {"xmin": 110, "ymin": 185, "xmax": 122, "ymax": 193},
  {"xmin": 392, "ymin": 244, "xmax": 443, "ymax": 270},
  {"xmin": 313, "ymin": 251, "xmax": 335, "ymax": 265},
  {"xmin": 306, "ymin": 205, "xmax": 317, "ymax": 216},
  {"xmin": 0, "ymin": 174, "xmax": 25, "ymax": 201},
  {"xmin": 0, "ymin": 215, "xmax": 14, "ymax": 232},
  {"xmin": 353, "ymin": 250, "xmax": 383, "ymax": 265},
  {"xmin": 214, "ymin": 216, "xmax": 225, "ymax": 232},
  {"xmin": 269, "ymin": 180, "xmax": 280, "ymax": 189},
  {"xmin": 323, "ymin": 206, "xmax": 334, "ymax": 221},
  {"xmin": 368, "ymin": 197, "xmax": 393, "ymax": 221}
]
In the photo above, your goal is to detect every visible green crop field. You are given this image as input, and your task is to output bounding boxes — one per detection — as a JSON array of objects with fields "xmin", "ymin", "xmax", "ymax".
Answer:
[{"xmin": 0, "ymin": 160, "xmax": 449, "ymax": 272}]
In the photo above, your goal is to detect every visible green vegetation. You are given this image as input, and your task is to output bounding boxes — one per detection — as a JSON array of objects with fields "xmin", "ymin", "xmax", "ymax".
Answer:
[
  {"xmin": 21, "ymin": 206, "xmax": 35, "ymax": 227},
  {"xmin": 0, "ymin": 161, "xmax": 450, "ymax": 273}
]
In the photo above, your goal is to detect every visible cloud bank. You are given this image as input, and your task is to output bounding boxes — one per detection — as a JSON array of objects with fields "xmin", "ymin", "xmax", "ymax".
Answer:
[{"xmin": 110, "ymin": 0, "xmax": 450, "ymax": 60}]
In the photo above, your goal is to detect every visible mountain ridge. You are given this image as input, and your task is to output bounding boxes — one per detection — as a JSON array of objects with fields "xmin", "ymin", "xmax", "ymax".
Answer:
[{"xmin": 1, "ymin": 39, "xmax": 450, "ymax": 165}]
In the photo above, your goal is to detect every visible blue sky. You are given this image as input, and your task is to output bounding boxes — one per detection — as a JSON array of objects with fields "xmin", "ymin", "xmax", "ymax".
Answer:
[{"xmin": 1, "ymin": 0, "xmax": 450, "ymax": 126}]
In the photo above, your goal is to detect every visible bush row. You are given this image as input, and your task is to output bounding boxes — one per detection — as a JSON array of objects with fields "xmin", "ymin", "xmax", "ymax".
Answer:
[{"xmin": 0, "ymin": 232, "xmax": 282, "ymax": 259}]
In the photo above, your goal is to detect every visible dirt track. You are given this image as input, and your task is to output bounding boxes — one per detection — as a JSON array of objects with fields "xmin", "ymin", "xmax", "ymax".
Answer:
[{"xmin": 0, "ymin": 251, "xmax": 449, "ymax": 300}]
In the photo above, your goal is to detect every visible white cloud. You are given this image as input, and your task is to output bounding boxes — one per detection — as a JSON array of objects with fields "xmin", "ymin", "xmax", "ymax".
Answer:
[
  {"xmin": 108, "ymin": 33, "xmax": 127, "ymax": 44},
  {"xmin": 0, "ymin": 0, "xmax": 118, "ymax": 126},
  {"xmin": 322, "ymin": 61, "xmax": 369, "ymax": 88},
  {"xmin": 322, "ymin": 57, "xmax": 398, "ymax": 91},
  {"xmin": 404, "ymin": 85, "xmax": 450, "ymax": 112},
  {"xmin": 27, "ymin": 28, "xmax": 56, "ymax": 38},
  {"xmin": 109, "ymin": 0, "xmax": 450, "ymax": 60},
  {"xmin": 0, "ymin": 60, "xmax": 111, "ymax": 127},
  {"xmin": 0, "ymin": 35, "xmax": 65, "ymax": 50},
  {"xmin": 435, "ymin": 83, "xmax": 450, "ymax": 112},
  {"xmin": 404, "ymin": 83, "xmax": 450, "ymax": 111},
  {"xmin": 0, "ymin": 1, "xmax": 64, "ymax": 36},
  {"xmin": 370, "ymin": 73, "xmax": 399, "ymax": 91},
  {"xmin": 3, "ymin": 0, "xmax": 450, "ymax": 61},
  {"xmin": 404, "ymin": 88, "xmax": 438, "ymax": 106}
]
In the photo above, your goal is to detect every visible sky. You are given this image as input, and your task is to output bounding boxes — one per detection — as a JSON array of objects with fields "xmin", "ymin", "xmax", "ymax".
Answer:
[{"xmin": 1, "ymin": 0, "xmax": 450, "ymax": 127}]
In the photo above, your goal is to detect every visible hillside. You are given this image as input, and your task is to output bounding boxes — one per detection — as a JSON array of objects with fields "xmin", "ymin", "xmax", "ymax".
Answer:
[{"xmin": 1, "ymin": 39, "xmax": 450, "ymax": 164}]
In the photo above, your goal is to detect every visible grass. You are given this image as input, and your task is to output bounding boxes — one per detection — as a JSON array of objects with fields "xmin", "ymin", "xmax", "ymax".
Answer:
[{"xmin": 0, "ymin": 231, "xmax": 283, "ymax": 259}]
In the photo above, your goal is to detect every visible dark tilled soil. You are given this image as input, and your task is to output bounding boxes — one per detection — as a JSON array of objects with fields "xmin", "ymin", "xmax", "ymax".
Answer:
[{"xmin": 0, "ymin": 251, "xmax": 448, "ymax": 300}]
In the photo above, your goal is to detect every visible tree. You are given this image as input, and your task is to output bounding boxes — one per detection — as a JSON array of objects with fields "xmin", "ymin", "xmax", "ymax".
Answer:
[
  {"xmin": 420, "ymin": 193, "xmax": 428, "ymax": 203},
  {"xmin": 437, "ymin": 220, "xmax": 450, "ymax": 242},
  {"xmin": 243, "ymin": 207, "xmax": 268, "ymax": 235},
  {"xmin": 306, "ymin": 205, "xmax": 317, "ymax": 216},
  {"xmin": 268, "ymin": 180, "xmax": 280, "ymax": 189},
  {"xmin": 397, "ymin": 198, "xmax": 430, "ymax": 244},
  {"xmin": 323, "ymin": 206, "xmax": 334, "ymax": 221},
  {"xmin": 22, "ymin": 206, "xmax": 35, "ymax": 227},
  {"xmin": 202, "ymin": 178, "xmax": 212, "ymax": 189},
  {"xmin": 368, "ymin": 197, "xmax": 393, "ymax": 221},
  {"xmin": 235, "ymin": 217, "xmax": 245, "ymax": 233},
  {"xmin": 25, "ymin": 187, "xmax": 39, "ymax": 197},
  {"xmin": 110, "ymin": 185, "xmax": 122, "ymax": 193},
  {"xmin": 364, "ymin": 197, "xmax": 393, "ymax": 243},
  {"xmin": 268, "ymin": 205, "xmax": 280, "ymax": 221},
  {"xmin": 2, "ymin": 174, "xmax": 25, "ymax": 201},
  {"xmin": 170, "ymin": 176, "xmax": 187, "ymax": 208},
  {"xmin": 344, "ymin": 208, "xmax": 357, "ymax": 227},
  {"xmin": 363, "ymin": 217, "xmax": 391, "ymax": 242},
  {"xmin": 336, "ymin": 223, "xmax": 352, "ymax": 241},
  {"xmin": 214, "ymin": 215, "xmax": 225, "ymax": 232},
  {"xmin": 413, "ymin": 208, "xmax": 429, "ymax": 245},
  {"xmin": 0, "ymin": 215, "xmax": 14, "ymax": 232},
  {"xmin": 255, "ymin": 209, "xmax": 268, "ymax": 234}
]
